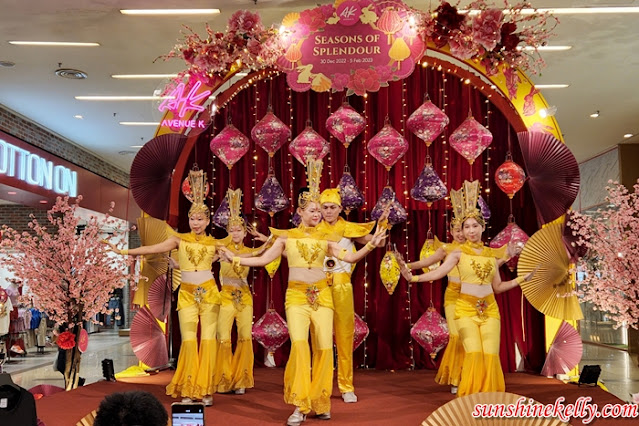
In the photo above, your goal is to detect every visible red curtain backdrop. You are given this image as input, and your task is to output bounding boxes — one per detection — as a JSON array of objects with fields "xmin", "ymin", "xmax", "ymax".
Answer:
[{"xmin": 170, "ymin": 66, "xmax": 545, "ymax": 373}]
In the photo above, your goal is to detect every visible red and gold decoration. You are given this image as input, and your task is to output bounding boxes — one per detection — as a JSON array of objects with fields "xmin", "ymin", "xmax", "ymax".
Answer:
[
  {"xmin": 251, "ymin": 106, "xmax": 292, "ymax": 157},
  {"xmin": 252, "ymin": 309, "xmax": 289, "ymax": 354},
  {"xmin": 410, "ymin": 306, "xmax": 449, "ymax": 359},
  {"xmin": 353, "ymin": 314, "xmax": 370, "ymax": 350},
  {"xmin": 325, "ymin": 103, "xmax": 366, "ymax": 148},
  {"xmin": 449, "ymin": 115, "xmax": 493, "ymax": 165},
  {"xmin": 288, "ymin": 121, "xmax": 330, "ymax": 165},
  {"xmin": 490, "ymin": 217, "xmax": 529, "ymax": 272},
  {"xmin": 495, "ymin": 153, "xmax": 526, "ymax": 199},
  {"xmin": 209, "ymin": 119, "xmax": 250, "ymax": 169},
  {"xmin": 406, "ymin": 98, "xmax": 449, "ymax": 147},
  {"xmin": 368, "ymin": 117, "xmax": 409, "ymax": 171}
]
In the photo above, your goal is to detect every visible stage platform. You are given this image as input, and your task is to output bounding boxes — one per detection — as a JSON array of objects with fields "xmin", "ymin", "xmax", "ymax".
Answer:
[{"xmin": 36, "ymin": 369, "xmax": 635, "ymax": 425}]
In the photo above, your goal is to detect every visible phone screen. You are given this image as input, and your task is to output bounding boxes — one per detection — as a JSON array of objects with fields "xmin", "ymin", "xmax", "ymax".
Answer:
[{"xmin": 171, "ymin": 403, "xmax": 205, "ymax": 426}]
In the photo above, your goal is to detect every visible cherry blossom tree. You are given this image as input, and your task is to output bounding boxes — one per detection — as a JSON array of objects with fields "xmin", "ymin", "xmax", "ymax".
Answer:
[
  {"xmin": 569, "ymin": 179, "xmax": 639, "ymax": 329},
  {"xmin": 0, "ymin": 196, "xmax": 133, "ymax": 389}
]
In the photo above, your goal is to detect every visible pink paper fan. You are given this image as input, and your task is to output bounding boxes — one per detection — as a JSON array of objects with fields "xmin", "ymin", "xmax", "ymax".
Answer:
[
  {"xmin": 148, "ymin": 275, "xmax": 172, "ymax": 321},
  {"xmin": 130, "ymin": 307, "xmax": 168, "ymax": 368},
  {"xmin": 541, "ymin": 321, "xmax": 583, "ymax": 376}
]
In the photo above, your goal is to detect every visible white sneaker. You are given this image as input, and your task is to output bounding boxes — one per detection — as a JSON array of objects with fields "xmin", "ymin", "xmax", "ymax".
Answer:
[
  {"xmin": 265, "ymin": 352, "xmax": 276, "ymax": 368},
  {"xmin": 316, "ymin": 412, "xmax": 331, "ymax": 420},
  {"xmin": 202, "ymin": 395, "xmax": 213, "ymax": 406},
  {"xmin": 287, "ymin": 408, "xmax": 306, "ymax": 425},
  {"xmin": 181, "ymin": 397, "xmax": 193, "ymax": 403},
  {"xmin": 342, "ymin": 391, "xmax": 358, "ymax": 403},
  {"xmin": 450, "ymin": 386, "xmax": 458, "ymax": 395},
  {"xmin": 234, "ymin": 388, "xmax": 245, "ymax": 395}
]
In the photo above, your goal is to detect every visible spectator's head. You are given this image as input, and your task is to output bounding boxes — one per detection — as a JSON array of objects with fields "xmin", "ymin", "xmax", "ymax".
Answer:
[{"xmin": 93, "ymin": 391, "xmax": 168, "ymax": 426}]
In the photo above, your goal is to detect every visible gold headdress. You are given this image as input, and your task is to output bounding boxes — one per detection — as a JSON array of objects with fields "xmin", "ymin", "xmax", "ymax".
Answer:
[
  {"xmin": 298, "ymin": 159, "xmax": 323, "ymax": 209},
  {"xmin": 462, "ymin": 180, "xmax": 484, "ymax": 226},
  {"xmin": 320, "ymin": 188, "xmax": 341, "ymax": 206},
  {"xmin": 449, "ymin": 187, "xmax": 464, "ymax": 227},
  {"xmin": 186, "ymin": 169, "xmax": 210, "ymax": 218},
  {"xmin": 226, "ymin": 188, "xmax": 245, "ymax": 230}
]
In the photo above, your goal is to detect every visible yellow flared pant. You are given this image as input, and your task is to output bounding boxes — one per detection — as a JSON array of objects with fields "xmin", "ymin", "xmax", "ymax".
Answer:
[
  {"xmin": 284, "ymin": 300, "xmax": 334, "ymax": 415},
  {"xmin": 454, "ymin": 293, "xmax": 504, "ymax": 397},
  {"xmin": 435, "ymin": 282, "xmax": 464, "ymax": 387},
  {"xmin": 166, "ymin": 281, "xmax": 220, "ymax": 399},
  {"xmin": 215, "ymin": 286, "xmax": 254, "ymax": 393},
  {"xmin": 331, "ymin": 273, "xmax": 356, "ymax": 393}
]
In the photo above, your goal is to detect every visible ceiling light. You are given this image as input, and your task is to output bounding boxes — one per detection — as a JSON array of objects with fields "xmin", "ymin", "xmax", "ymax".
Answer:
[
  {"xmin": 0, "ymin": 60, "xmax": 16, "ymax": 68},
  {"xmin": 130, "ymin": 145, "xmax": 144, "ymax": 148},
  {"xmin": 74, "ymin": 115, "xmax": 83, "ymax": 119},
  {"xmin": 518, "ymin": 7, "xmax": 639, "ymax": 15},
  {"xmin": 120, "ymin": 9, "xmax": 220, "ymax": 15},
  {"xmin": 235, "ymin": 72, "xmax": 249, "ymax": 77},
  {"xmin": 7, "ymin": 191, "xmax": 17, "ymax": 195},
  {"xmin": 55, "ymin": 68, "xmax": 88, "ymax": 79},
  {"xmin": 39, "ymin": 200, "xmax": 48, "ymax": 204},
  {"xmin": 111, "ymin": 74, "xmax": 178, "ymax": 79},
  {"xmin": 8, "ymin": 41, "xmax": 100, "ymax": 47},
  {"xmin": 75, "ymin": 96, "xmax": 169, "ymax": 101},
  {"xmin": 539, "ymin": 106, "xmax": 557, "ymax": 118},
  {"xmin": 534, "ymin": 84, "xmax": 570, "ymax": 89},
  {"xmin": 589, "ymin": 111, "xmax": 600, "ymax": 118},
  {"xmin": 119, "ymin": 122, "xmax": 160, "ymax": 126},
  {"xmin": 520, "ymin": 45, "xmax": 572, "ymax": 52},
  {"xmin": 623, "ymin": 133, "xmax": 634, "ymax": 139}
]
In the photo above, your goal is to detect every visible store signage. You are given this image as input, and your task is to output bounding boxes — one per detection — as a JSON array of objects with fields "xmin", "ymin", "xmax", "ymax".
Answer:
[
  {"xmin": 0, "ymin": 138, "xmax": 78, "ymax": 197},
  {"xmin": 278, "ymin": 0, "xmax": 424, "ymax": 95},
  {"xmin": 157, "ymin": 80, "xmax": 212, "ymax": 132}
]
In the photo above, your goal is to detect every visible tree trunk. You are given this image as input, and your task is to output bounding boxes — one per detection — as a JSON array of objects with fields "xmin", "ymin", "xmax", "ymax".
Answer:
[{"xmin": 63, "ymin": 326, "xmax": 82, "ymax": 390}]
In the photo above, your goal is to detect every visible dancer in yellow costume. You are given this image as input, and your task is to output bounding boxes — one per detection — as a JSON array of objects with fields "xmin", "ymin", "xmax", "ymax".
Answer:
[
  {"xmin": 214, "ymin": 188, "xmax": 271, "ymax": 395},
  {"xmin": 404, "ymin": 187, "xmax": 517, "ymax": 395},
  {"xmin": 107, "ymin": 169, "xmax": 220, "ymax": 406},
  {"xmin": 219, "ymin": 160, "xmax": 386, "ymax": 426},
  {"xmin": 316, "ymin": 188, "xmax": 376, "ymax": 403},
  {"xmin": 401, "ymin": 181, "xmax": 533, "ymax": 397}
]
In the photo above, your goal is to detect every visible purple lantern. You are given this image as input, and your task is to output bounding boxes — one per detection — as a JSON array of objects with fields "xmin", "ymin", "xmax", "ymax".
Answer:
[
  {"xmin": 289, "ymin": 123, "xmax": 329, "ymax": 165},
  {"xmin": 410, "ymin": 307, "xmax": 449, "ymax": 359},
  {"xmin": 478, "ymin": 195, "xmax": 491, "ymax": 221},
  {"xmin": 255, "ymin": 175, "xmax": 290, "ymax": 217},
  {"xmin": 325, "ymin": 103, "xmax": 365, "ymax": 148},
  {"xmin": 211, "ymin": 195, "xmax": 230, "ymax": 229},
  {"xmin": 406, "ymin": 99, "xmax": 449, "ymax": 147},
  {"xmin": 371, "ymin": 186, "xmax": 407, "ymax": 225},
  {"xmin": 338, "ymin": 170, "xmax": 364, "ymax": 214},
  {"xmin": 410, "ymin": 162, "xmax": 447, "ymax": 207},
  {"xmin": 251, "ymin": 107, "xmax": 292, "ymax": 157},
  {"xmin": 449, "ymin": 115, "xmax": 493, "ymax": 165},
  {"xmin": 252, "ymin": 309, "xmax": 289, "ymax": 354}
]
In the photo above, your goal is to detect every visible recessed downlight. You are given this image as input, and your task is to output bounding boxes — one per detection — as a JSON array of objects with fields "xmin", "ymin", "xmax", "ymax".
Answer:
[
  {"xmin": 55, "ymin": 68, "xmax": 88, "ymax": 79},
  {"xmin": 0, "ymin": 61, "xmax": 16, "ymax": 68}
]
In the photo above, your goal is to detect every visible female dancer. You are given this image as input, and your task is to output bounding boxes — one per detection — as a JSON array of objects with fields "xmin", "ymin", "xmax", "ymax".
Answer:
[
  {"xmin": 219, "ymin": 160, "xmax": 386, "ymax": 425},
  {"xmin": 401, "ymin": 180, "xmax": 532, "ymax": 397},
  {"xmin": 107, "ymin": 170, "xmax": 219, "ymax": 406}
]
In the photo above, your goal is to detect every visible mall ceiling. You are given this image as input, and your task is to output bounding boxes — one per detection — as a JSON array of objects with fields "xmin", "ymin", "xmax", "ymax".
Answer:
[{"xmin": 0, "ymin": 0, "xmax": 638, "ymax": 173}]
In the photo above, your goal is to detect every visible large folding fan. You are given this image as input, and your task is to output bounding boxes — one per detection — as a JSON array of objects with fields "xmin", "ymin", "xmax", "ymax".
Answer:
[
  {"xmin": 422, "ymin": 392, "xmax": 570, "ymax": 425},
  {"xmin": 134, "ymin": 217, "xmax": 170, "ymax": 306},
  {"xmin": 542, "ymin": 321, "xmax": 583, "ymax": 377},
  {"xmin": 517, "ymin": 132, "xmax": 580, "ymax": 225},
  {"xmin": 518, "ymin": 222, "xmax": 583, "ymax": 321},
  {"xmin": 130, "ymin": 306, "xmax": 168, "ymax": 368},
  {"xmin": 130, "ymin": 133, "xmax": 186, "ymax": 220},
  {"xmin": 148, "ymin": 275, "xmax": 171, "ymax": 321}
]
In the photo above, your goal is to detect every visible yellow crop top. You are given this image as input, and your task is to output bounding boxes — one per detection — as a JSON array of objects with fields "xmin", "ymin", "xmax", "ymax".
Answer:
[
  {"xmin": 269, "ymin": 225, "xmax": 339, "ymax": 269},
  {"xmin": 168, "ymin": 229, "xmax": 219, "ymax": 272},
  {"xmin": 219, "ymin": 243, "xmax": 251, "ymax": 280},
  {"xmin": 316, "ymin": 217, "xmax": 375, "ymax": 239},
  {"xmin": 457, "ymin": 242, "xmax": 498, "ymax": 285},
  {"xmin": 442, "ymin": 241, "xmax": 461, "ymax": 281}
]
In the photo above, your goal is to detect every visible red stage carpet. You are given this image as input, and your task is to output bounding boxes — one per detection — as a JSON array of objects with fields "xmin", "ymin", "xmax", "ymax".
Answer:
[{"xmin": 36, "ymin": 369, "xmax": 635, "ymax": 425}]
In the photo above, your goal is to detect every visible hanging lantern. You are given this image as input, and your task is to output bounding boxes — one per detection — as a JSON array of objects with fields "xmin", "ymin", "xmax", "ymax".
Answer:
[
  {"xmin": 371, "ymin": 186, "xmax": 408, "ymax": 225},
  {"xmin": 255, "ymin": 175, "xmax": 290, "ymax": 216},
  {"xmin": 419, "ymin": 236, "xmax": 441, "ymax": 273},
  {"xmin": 495, "ymin": 153, "xmax": 526, "ymax": 199},
  {"xmin": 368, "ymin": 117, "xmax": 409, "ymax": 171},
  {"xmin": 478, "ymin": 195, "xmax": 491, "ymax": 221},
  {"xmin": 389, "ymin": 38, "xmax": 411, "ymax": 66},
  {"xmin": 265, "ymin": 256, "xmax": 281, "ymax": 279},
  {"xmin": 252, "ymin": 309, "xmax": 289, "ymax": 354},
  {"xmin": 410, "ymin": 307, "xmax": 449, "ymax": 359},
  {"xmin": 209, "ymin": 123, "xmax": 250, "ymax": 169},
  {"xmin": 380, "ymin": 249, "xmax": 401, "ymax": 295},
  {"xmin": 325, "ymin": 103, "xmax": 365, "ymax": 148},
  {"xmin": 289, "ymin": 121, "xmax": 329, "ymax": 165},
  {"xmin": 211, "ymin": 195, "xmax": 230, "ymax": 229},
  {"xmin": 251, "ymin": 107, "xmax": 292, "ymax": 157},
  {"xmin": 291, "ymin": 211, "xmax": 301, "ymax": 227},
  {"xmin": 449, "ymin": 115, "xmax": 493, "ymax": 165},
  {"xmin": 377, "ymin": 9, "xmax": 403, "ymax": 44},
  {"xmin": 410, "ymin": 160, "xmax": 448, "ymax": 207},
  {"xmin": 490, "ymin": 217, "xmax": 529, "ymax": 272},
  {"xmin": 181, "ymin": 174, "xmax": 209, "ymax": 202},
  {"xmin": 353, "ymin": 314, "xmax": 369, "ymax": 350},
  {"xmin": 338, "ymin": 169, "xmax": 364, "ymax": 214},
  {"xmin": 406, "ymin": 98, "xmax": 450, "ymax": 147}
]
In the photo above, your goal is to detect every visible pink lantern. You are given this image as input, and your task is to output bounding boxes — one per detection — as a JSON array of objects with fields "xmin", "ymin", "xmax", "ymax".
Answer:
[
  {"xmin": 255, "ymin": 174, "xmax": 290, "ymax": 217},
  {"xmin": 325, "ymin": 103, "xmax": 365, "ymax": 148},
  {"xmin": 410, "ymin": 307, "xmax": 449, "ymax": 359},
  {"xmin": 368, "ymin": 117, "xmax": 409, "ymax": 171},
  {"xmin": 406, "ymin": 99, "xmax": 449, "ymax": 147},
  {"xmin": 252, "ymin": 309, "xmax": 289, "ymax": 353},
  {"xmin": 353, "ymin": 314, "xmax": 369, "ymax": 350},
  {"xmin": 449, "ymin": 115, "xmax": 493, "ymax": 165},
  {"xmin": 490, "ymin": 217, "xmax": 529, "ymax": 272},
  {"xmin": 495, "ymin": 153, "xmax": 526, "ymax": 199},
  {"xmin": 209, "ymin": 123, "xmax": 250, "ymax": 169},
  {"xmin": 251, "ymin": 107, "xmax": 292, "ymax": 157},
  {"xmin": 289, "ymin": 122, "xmax": 330, "ymax": 165}
]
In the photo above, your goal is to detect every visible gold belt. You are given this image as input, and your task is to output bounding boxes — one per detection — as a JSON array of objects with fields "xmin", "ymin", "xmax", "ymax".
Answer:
[
  {"xmin": 288, "ymin": 279, "xmax": 330, "ymax": 310},
  {"xmin": 458, "ymin": 292, "xmax": 496, "ymax": 320}
]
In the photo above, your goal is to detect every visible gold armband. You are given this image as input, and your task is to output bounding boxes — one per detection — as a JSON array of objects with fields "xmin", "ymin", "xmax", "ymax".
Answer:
[
  {"xmin": 410, "ymin": 275, "xmax": 419, "ymax": 283},
  {"xmin": 120, "ymin": 249, "xmax": 129, "ymax": 256},
  {"xmin": 516, "ymin": 276, "xmax": 526, "ymax": 284},
  {"xmin": 337, "ymin": 248, "xmax": 348, "ymax": 261},
  {"xmin": 406, "ymin": 262, "xmax": 412, "ymax": 270},
  {"xmin": 365, "ymin": 242, "xmax": 376, "ymax": 251},
  {"xmin": 232, "ymin": 256, "xmax": 242, "ymax": 269}
]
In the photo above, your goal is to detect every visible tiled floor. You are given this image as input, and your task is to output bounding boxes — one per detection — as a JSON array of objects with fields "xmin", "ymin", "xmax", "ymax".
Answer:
[{"xmin": 3, "ymin": 332, "xmax": 638, "ymax": 403}]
